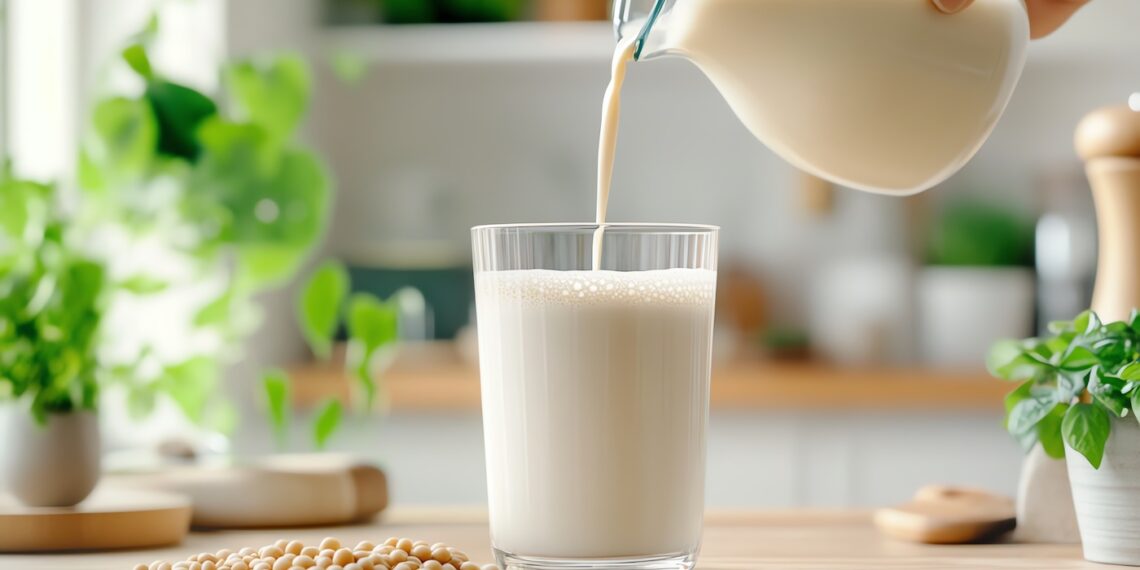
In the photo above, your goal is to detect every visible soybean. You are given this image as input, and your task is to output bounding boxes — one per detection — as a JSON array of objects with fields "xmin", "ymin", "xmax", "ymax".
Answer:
[{"xmin": 132, "ymin": 536, "xmax": 498, "ymax": 570}]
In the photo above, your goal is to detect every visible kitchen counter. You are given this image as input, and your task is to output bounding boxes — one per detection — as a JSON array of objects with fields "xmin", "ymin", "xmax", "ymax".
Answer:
[{"xmin": 2, "ymin": 509, "xmax": 1094, "ymax": 569}]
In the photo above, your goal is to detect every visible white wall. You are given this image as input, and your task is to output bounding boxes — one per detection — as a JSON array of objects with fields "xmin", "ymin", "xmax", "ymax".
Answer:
[{"xmin": 310, "ymin": 0, "xmax": 1140, "ymax": 326}]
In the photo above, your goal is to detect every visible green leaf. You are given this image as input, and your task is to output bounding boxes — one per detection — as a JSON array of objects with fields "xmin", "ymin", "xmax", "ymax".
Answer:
[
  {"xmin": 161, "ymin": 356, "xmax": 218, "ymax": 423},
  {"xmin": 188, "ymin": 122, "xmax": 330, "ymax": 258},
  {"xmin": 86, "ymin": 97, "xmax": 157, "ymax": 182},
  {"xmin": 225, "ymin": 56, "xmax": 310, "ymax": 142},
  {"xmin": 262, "ymin": 369, "xmax": 290, "ymax": 448},
  {"xmin": 1132, "ymin": 390, "xmax": 1140, "ymax": 428},
  {"xmin": 1117, "ymin": 362, "xmax": 1140, "ymax": 382},
  {"xmin": 122, "ymin": 44, "xmax": 153, "ymax": 79},
  {"xmin": 1048, "ymin": 319, "xmax": 1074, "ymax": 335},
  {"xmin": 297, "ymin": 260, "xmax": 349, "ymax": 359},
  {"xmin": 1059, "ymin": 345, "xmax": 1099, "ymax": 371},
  {"xmin": 0, "ymin": 178, "xmax": 50, "ymax": 244},
  {"xmin": 1037, "ymin": 404, "xmax": 1069, "ymax": 459},
  {"xmin": 347, "ymin": 293, "xmax": 399, "ymax": 352},
  {"xmin": 1008, "ymin": 393, "xmax": 1059, "ymax": 435},
  {"xmin": 1095, "ymin": 392, "xmax": 1129, "ymax": 418},
  {"xmin": 1074, "ymin": 310, "xmax": 1101, "ymax": 336},
  {"xmin": 131, "ymin": 13, "xmax": 160, "ymax": 47},
  {"xmin": 988, "ymin": 340, "xmax": 1035, "ymax": 380},
  {"xmin": 145, "ymin": 79, "xmax": 218, "ymax": 162},
  {"xmin": 119, "ymin": 274, "xmax": 168, "ymax": 295},
  {"xmin": 1056, "ymin": 371, "xmax": 1086, "ymax": 404},
  {"xmin": 346, "ymin": 293, "xmax": 399, "ymax": 408},
  {"xmin": 235, "ymin": 245, "xmax": 307, "ymax": 290},
  {"xmin": 192, "ymin": 118, "xmax": 279, "ymax": 177},
  {"xmin": 1043, "ymin": 337, "xmax": 1070, "ymax": 357},
  {"xmin": 127, "ymin": 385, "xmax": 157, "ymax": 421},
  {"xmin": 1062, "ymin": 403, "xmax": 1111, "ymax": 469},
  {"xmin": 312, "ymin": 398, "xmax": 342, "ymax": 450},
  {"xmin": 76, "ymin": 149, "xmax": 105, "ymax": 192},
  {"xmin": 926, "ymin": 201, "xmax": 1034, "ymax": 266},
  {"xmin": 1130, "ymin": 308, "xmax": 1140, "ymax": 335},
  {"xmin": 194, "ymin": 289, "xmax": 233, "ymax": 328},
  {"xmin": 1090, "ymin": 368, "xmax": 1130, "ymax": 417},
  {"xmin": 1004, "ymin": 380, "xmax": 1034, "ymax": 429}
]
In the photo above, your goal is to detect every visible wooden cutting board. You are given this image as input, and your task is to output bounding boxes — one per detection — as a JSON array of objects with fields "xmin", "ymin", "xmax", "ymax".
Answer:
[
  {"xmin": 105, "ymin": 455, "xmax": 389, "ymax": 529},
  {"xmin": 0, "ymin": 488, "xmax": 191, "ymax": 552},
  {"xmin": 874, "ymin": 485, "xmax": 1017, "ymax": 544}
]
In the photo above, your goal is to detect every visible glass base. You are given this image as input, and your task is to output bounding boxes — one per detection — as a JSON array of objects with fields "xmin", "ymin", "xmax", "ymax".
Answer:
[{"xmin": 495, "ymin": 549, "xmax": 697, "ymax": 570}]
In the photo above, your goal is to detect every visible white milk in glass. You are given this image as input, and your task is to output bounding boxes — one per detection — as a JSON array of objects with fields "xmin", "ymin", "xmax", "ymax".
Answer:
[{"xmin": 476, "ymin": 269, "xmax": 715, "ymax": 558}]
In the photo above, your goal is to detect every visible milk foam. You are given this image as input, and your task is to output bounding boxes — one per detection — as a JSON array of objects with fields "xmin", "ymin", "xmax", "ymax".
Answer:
[{"xmin": 477, "ymin": 268, "xmax": 716, "ymax": 305}]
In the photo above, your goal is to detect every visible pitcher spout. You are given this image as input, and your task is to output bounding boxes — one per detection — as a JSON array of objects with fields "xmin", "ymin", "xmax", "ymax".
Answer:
[{"xmin": 614, "ymin": 0, "xmax": 677, "ymax": 61}]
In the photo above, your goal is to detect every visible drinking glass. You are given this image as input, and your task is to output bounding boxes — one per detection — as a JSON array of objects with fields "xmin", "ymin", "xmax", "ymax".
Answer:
[{"xmin": 471, "ymin": 223, "xmax": 718, "ymax": 570}]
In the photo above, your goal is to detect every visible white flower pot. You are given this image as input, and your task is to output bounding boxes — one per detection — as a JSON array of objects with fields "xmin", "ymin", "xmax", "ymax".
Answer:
[
  {"xmin": 917, "ymin": 266, "xmax": 1035, "ymax": 368},
  {"xmin": 1067, "ymin": 418, "xmax": 1140, "ymax": 566},
  {"xmin": 0, "ymin": 407, "xmax": 101, "ymax": 507}
]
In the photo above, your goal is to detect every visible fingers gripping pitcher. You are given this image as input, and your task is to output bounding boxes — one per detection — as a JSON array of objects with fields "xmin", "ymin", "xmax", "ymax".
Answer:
[{"xmin": 614, "ymin": 0, "xmax": 1030, "ymax": 194}]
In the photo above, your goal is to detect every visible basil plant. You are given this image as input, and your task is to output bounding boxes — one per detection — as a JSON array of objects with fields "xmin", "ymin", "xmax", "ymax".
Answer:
[
  {"xmin": 0, "ymin": 172, "xmax": 109, "ymax": 423},
  {"xmin": 990, "ymin": 310, "xmax": 1140, "ymax": 468}
]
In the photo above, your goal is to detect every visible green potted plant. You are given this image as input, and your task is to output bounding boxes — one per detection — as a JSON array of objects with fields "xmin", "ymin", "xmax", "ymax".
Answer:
[
  {"xmin": 78, "ymin": 18, "xmax": 333, "ymax": 447},
  {"xmin": 0, "ymin": 171, "xmax": 107, "ymax": 507},
  {"xmin": 74, "ymin": 17, "xmax": 405, "ymax": 457},
  {"xmin": 919, "ymin": 199, "xmax": 1035, "ymax": 366},
  {"xmin": 990, "ymin": 310, "xmax": 1140, "ymax": 565}
]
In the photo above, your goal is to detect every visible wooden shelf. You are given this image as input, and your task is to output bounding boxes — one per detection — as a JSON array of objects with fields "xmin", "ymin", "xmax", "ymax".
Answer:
[{"xmin": 290, "ymin": 344, "xmax": 1010, "ymax": 412}]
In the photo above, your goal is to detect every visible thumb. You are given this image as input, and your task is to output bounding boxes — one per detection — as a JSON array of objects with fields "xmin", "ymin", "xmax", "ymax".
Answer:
[{"xmin": 932, "ymin": 0, "xmax": 975, "ymax": 14}]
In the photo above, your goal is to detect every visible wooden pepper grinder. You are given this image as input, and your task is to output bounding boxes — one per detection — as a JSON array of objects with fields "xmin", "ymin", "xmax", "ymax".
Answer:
[
  {"xmin": 1016, "ymin": 102, "xmax": 1140, "ymax": 543},
  {"xmin": 1078, "ymin": 104, "xmax": 1140, "ymax": 320}
]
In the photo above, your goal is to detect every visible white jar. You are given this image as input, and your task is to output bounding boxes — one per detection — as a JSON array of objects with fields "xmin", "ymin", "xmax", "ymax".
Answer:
[
  {"xmin": 1067, "ymin": 418, "xmax": 1140, "ymax": 566},
  {"xmin": 917, "ymin": 266, "xmax": 1035, "ymax": 368}
]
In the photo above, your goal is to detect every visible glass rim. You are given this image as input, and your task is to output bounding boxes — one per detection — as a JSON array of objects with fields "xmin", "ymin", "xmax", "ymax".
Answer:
[{"xmin": 471, "ymin": 222, "xmax": 719, "ymax": 234}]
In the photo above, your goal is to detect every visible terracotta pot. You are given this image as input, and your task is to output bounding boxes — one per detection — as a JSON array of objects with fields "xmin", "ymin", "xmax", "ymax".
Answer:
[
  {"xmin": 0, "ymin": 406, "xmax": 101, "ymax": 507},
  {"xmin": 1067, "ymin": 417, "xmax": 1140, "ymax": 565}
]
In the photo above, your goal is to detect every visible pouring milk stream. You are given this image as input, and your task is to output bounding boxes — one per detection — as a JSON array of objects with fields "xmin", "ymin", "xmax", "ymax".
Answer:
[{"xmin": 594, "ymin": 0, "xmax": 1030, "ymax": 265}]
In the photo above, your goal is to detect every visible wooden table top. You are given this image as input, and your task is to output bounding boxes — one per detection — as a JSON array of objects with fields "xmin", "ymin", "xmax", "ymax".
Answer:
[{"xmin": 0, "ymin": 508, "xmax": 1096, "ymax": 569}]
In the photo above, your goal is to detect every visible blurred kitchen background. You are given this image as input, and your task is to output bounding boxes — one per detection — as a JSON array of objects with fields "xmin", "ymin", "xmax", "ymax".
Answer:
[{"xmin": 4, "ymin": 0, "xmax": 1140, "ymax": 509}]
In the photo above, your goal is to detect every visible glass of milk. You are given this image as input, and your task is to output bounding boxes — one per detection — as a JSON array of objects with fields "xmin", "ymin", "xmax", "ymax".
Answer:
[{"xmin": 472, "ymin": 223, "xmax": 718, "ymax": 570}]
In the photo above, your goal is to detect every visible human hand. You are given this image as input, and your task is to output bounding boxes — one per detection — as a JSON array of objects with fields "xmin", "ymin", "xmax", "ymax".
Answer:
[{"xmin": 932, "ymin": 0, "xmax": 1091, "ymax": 38}]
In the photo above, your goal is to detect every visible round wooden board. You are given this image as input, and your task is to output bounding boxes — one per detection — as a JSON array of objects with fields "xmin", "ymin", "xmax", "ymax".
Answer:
[{"xmin": 0, "ymin": 488, "xmax": 191, "ymax": 552}]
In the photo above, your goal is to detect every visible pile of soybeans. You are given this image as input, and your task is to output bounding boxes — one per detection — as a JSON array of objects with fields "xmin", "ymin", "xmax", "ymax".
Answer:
[{"xmin": 133, "ymin": 536, "xmax": 499, "ymax": 570}]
